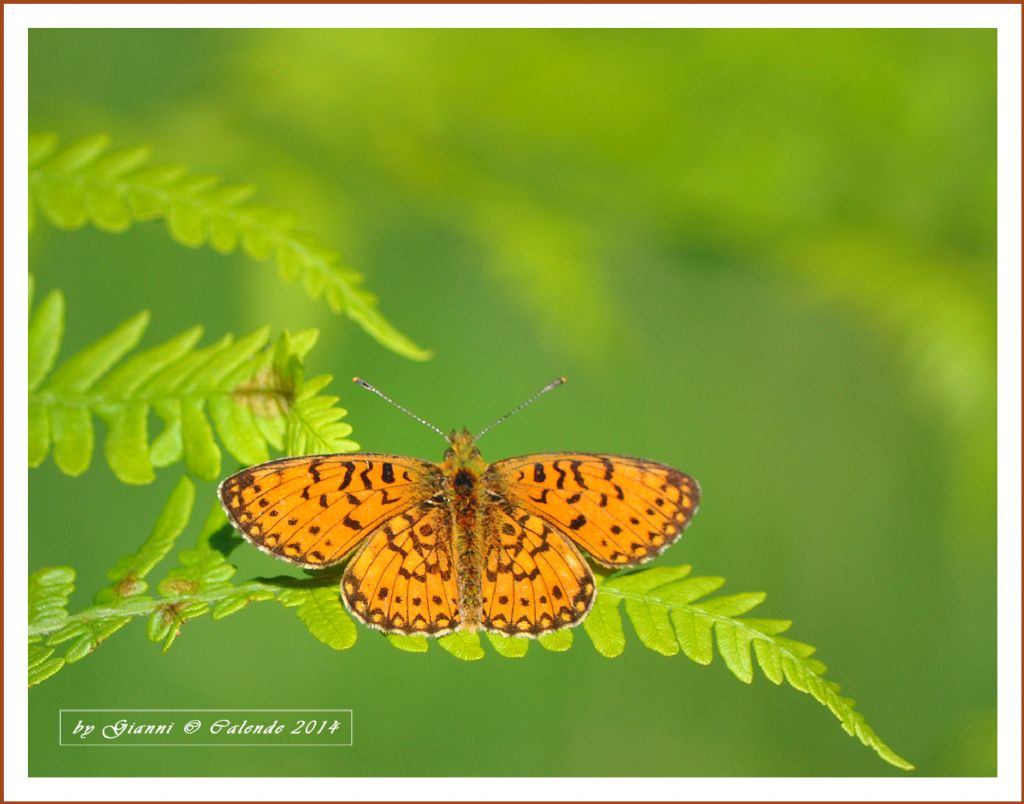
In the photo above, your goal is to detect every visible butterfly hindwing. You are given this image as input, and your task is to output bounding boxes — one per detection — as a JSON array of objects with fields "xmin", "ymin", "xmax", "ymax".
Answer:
[
  {"xmin": 219, "ymin": 453, "xmax": 439, "ymax": 568},
  {"xmin": 341, "ymin": 504, "xmax": 460, "ymax": 635},
  {"xmin": 489, "ymin": 453, "xmax": 700, "ymax": 567},
  {"xmin": 480, "ymin": 503, "xmax": 595, "ymax": 636}
]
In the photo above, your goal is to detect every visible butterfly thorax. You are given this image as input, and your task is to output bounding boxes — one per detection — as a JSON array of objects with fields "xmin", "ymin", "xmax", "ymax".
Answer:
[{"xmin": 441, "ymin": 428, "xmax": 489, "ymax": 629}]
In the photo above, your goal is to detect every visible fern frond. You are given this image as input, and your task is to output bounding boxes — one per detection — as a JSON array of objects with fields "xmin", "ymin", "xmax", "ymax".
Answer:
[
  {"xmin": 28, "ymin": 132, "xmax": 431, "ymax": 361},
  {"xmin": 27, "ymin": 278, "xmax": 343, "ymax": 483},
  {"xmin": 28, "ymin": 477, "xmax": 196, "ymax": 685},
  {"xmin": 27, "ymin": 500, "xmax": 910, "ymax": 770},
  {"xmin": 587, "ymin": 565, "xmax": 913, "ymax": 771},
  {"xmin": 27, "ymin": 492, "xmax": 360, "ymax": 676},
  {"xmin": 27, "ymin": 429, "xmax": 909, "ymax": 770},
  {"xmin": 285, "ymin": 375, "xmax": 359, "ymax": 456}
]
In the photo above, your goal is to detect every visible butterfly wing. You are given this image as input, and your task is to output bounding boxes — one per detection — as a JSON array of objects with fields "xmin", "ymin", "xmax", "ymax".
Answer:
[
  {"xmin": 479, "ymin": 503, "xmax": 595, "ymax": 636},
  {"xmin": 341, "ymin": 504, "xmax": 459, "ymax": 635},
  {"xmin": 488, "ymin": 453, "xmax": 699, "ymax": 567},
  {"xmin": 219, "ymin": 453, "xmax": 440, "ymax": 568}
]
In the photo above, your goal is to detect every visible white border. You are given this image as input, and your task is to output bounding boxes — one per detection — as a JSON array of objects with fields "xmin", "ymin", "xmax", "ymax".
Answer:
[
  {"xmin": 58, "ymin": 710, "xmax": 354, "ymax": 747},
  {"xmin": 6, "ymin": 4, "xmax": 1021, "ymax": 802}
]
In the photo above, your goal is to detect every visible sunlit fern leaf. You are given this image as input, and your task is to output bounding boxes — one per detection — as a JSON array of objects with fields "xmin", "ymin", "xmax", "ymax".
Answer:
[
  {"xmin": 211, "ymin": 587, "xmax": 278, "ymax": 620},
  {"xmin": 486, "ymin": 632, "xmax": 530, "ymax": 658},
  {"xmin": 285, "ymin": 375, "xmax": 359, "ymax": 456},
  {"xmin": 590, "ymin": 565, "xmax": 914, "ymax": 770},
  {"xmin": 582, "ymin": 588, "xmax": 626, "ymax": 658},
  {"xmin": 27, "ymin": 279, "xmax": 331, "ymax": 483},
  {"xmin": 28, "ymin": 132, "xmax": 431, "ymax": 361},
  {"xmin": 150, "ymin": 501, "xmax": 240, "ymax": 653},
  {"xmin": 99, "ymin": 478, "xmax": 196, "ymax": 601},
  {"xmin": 28, "ymin": 286, "xmax": 64, "ymax": 392},
  {"xmin": 28, "ymin": 642, "xmax": 66, "ymax": 687},
  {"xmin": 29, "ymin": 567, "xmax": 75, "ymax": 632},
  {"xmin": 439, "ymin": 631, "xmax": 485, "ymax": 661},
  {"xmin": 387, "ymin": 634, "xmax": 430, "ymax": 653},
  {"xmin": 278, "ymin": 586, "xmax": 357, "ymax": 651},
  {"xmin": 537, "ymin": 628, "xmax": 573, "ymax": 652}
]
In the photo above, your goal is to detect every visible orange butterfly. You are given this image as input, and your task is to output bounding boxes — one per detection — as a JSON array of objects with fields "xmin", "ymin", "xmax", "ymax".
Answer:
[{"xmin": 219, "ymin": 378, "xmax": 699, "ymax": 638}]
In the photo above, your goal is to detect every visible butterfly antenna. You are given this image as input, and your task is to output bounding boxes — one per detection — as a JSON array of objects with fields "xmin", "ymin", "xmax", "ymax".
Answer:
[
  {"xmin": 475, "ymin": 377, "xmax": 567, "ymax": 441},
  {"xmin": 352, "ymin": 378, "xmax": 450, "ymax": 442}
]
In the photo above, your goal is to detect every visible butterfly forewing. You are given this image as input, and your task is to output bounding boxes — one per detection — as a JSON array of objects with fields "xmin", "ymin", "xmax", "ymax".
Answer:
[
  {"xmin": 341, "ymin": 504, "xmax": 459, "ymax": 635},
  {"xmin": 489, "ymin": 453, "xmax": 700, "ymax": 567},
  {"xmin": 219, "ymin": 453, "xmax": 439, "ymax": 568}
]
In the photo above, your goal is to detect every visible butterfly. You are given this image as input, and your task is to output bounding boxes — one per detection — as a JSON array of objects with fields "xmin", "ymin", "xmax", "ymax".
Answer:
[{"xmin": 218, "ymin": 378, "xmax": 699, "ymax": 638}]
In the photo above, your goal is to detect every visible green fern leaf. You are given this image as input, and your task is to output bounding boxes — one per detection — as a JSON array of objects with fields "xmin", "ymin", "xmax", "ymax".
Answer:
[
  {"xmin": 673, "ymin": 608, "xmax": 715, "ymax": 665},
  {"xmin": 28, "ymin": 132, "xmax": 430, "ymax": 361},
  {"xmin": 387, "ymin": 634, "xmax": 430, "ymax": 653},
  {"xmin": 29, "ymin": 566, "xmax": 75, "ymax": 630},
  {"xmin": 616, "ymin": 565, "xmax": 694, "ymax": 657},
  {"xmin": 537, "ymin": 629, "xmax": 573, "ymax": 652},
  {"xmin": 101, "ymin": 477, "xmax": 196, "ymax": 598},
  {"xmin": 148, "ymin": 502, "xmax": 240, "ymax": 652},
  {"xmin": 285, "ymin": 375, "xmax": 359, "ymax": 456},
  {"xmin": 28, "ymin": 283, "xmax": 332, "ymax": 483},
  {"xmin": 594, "ymin": 564, "xmax": 913, "ymax": 770},
  {"xmin": 155, "ymin": 601, "xmax": 211, "ymax": 653},
  {"xmin": 582, "ymin": 589, "xmax": 627, "ymax": 658},
  {"xmin": 752, "ymin": 636, "xmax": 785, "ymax": 685},
  {"xmin": 439, "ymin": 631, "xmax": 485, "ymax": 661},
  {"xmin": 714, "ymin": 620, "xmax": 755, "ymax": 683},
  {"xmin": 486, "ymin": 632, "xmax": 530, "ymax": 658},
  {"xmin": 278, "ymin": 586, "xmax": 358, "ymax": 651},
  {"xmin": 27, "ymin": 287, "xmax": 65, "ymax": 392},
  {"xmin": 210, "ymin": 588, "xmax": 273, "ymax": 620},
  {"xmin": 28, "ymin": 643, "xmax": 65, "ymax": 686}
]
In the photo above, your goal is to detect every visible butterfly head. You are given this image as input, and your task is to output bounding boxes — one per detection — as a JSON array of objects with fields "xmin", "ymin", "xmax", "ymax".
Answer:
[{"xmin": 443, "ymin": 428, "xmax": 485, "ymax": 470}]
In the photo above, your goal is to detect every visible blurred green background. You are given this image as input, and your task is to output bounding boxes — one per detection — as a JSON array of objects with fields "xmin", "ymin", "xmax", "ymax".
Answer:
[{"xmin": 28, "ymin": 28, "xmax": 996, "ymax": 776}]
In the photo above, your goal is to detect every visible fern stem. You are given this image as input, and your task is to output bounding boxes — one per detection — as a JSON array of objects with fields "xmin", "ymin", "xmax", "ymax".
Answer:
[{"xmin": 27, "ymin": 580, "xmax": 281, "ymax": 639}]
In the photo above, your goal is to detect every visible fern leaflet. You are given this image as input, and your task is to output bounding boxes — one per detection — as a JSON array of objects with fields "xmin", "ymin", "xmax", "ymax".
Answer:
[
  {"xmin": 27, "ymin": 278, "xmax": 347, "ymax": 483},
  {"xmin": 28, "ymin": 132, "xmax": 430, "ymax": 361}
]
